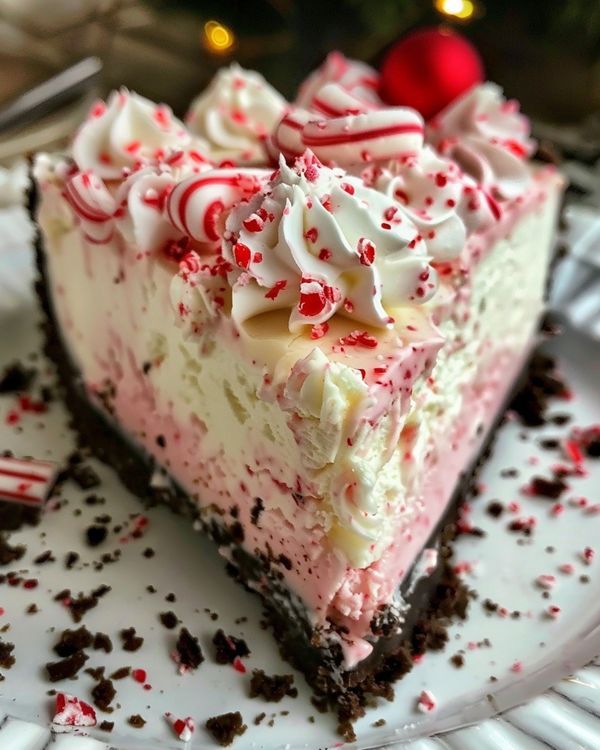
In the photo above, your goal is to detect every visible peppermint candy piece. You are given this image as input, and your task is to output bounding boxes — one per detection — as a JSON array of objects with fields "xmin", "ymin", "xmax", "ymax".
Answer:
[
  {"xmin": 309, "ymin": 82, "xmax": 374, "ymax": 118},
  {"xmin": 296, "ymin": 51, "xmax": 380, "ymax": 109},
  {"xmin": 165, "ymin": 712, "xmax": 196, "ymax": 742},
  {"xmin": 63, "ymin": 171, "xmax": 116, "ymax": 244},
  {"xmin": 0, "ymin": 455, "xmax": 59, "ymax": 506},
  {"xmin": 53, "ymin": 693, "xmax": 97, "ymax": 729},
  {"xmin": 166, "ymin": 168, "xmax": 269, "ymax": 244},
  {"xmin": 302, "ymin": 109, "xmax": 424, "ymax": 166},
  {"xmin": 269, "ymin": 107, "xmax": 313, "ymax": 163}
]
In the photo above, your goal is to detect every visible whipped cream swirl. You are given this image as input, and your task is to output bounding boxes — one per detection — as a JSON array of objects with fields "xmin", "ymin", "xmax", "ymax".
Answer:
[
  {"xmin": 186, "ymin": 63, "xmax": 287, "ymax": 165},
  {"xmin": 222, "ymin": 152, "xmax": 437, "ymax": 332},
  {"xmin": 368, "ymin": 146, "xmax": 499, "ymax": 260},
  {"xmin": 427, "ymin": 83, "xmax": 535, "ymax": 199},
  {"xmin": 73, "ymin": 89, "xmax": 202, "ymax": 180},
  {"xmin": 296, "ymin": 51, "xmax": 381, "ymax": 110}
]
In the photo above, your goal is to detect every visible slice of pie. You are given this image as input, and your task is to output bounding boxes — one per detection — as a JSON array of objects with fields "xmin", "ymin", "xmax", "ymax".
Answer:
[{"xmin": 32, "ymin": 56, "xmax": 563, "ymax": 726}]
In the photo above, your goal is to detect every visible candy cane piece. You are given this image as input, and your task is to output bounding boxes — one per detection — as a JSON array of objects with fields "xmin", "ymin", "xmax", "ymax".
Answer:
[
  {"xmin": 0, "ymin": 456, "xmax": 59, "ymax": 506},
  {"xmin": 53, "ymin": 693, "xmax": 97, "ymax": 728},
  {"xmin": 302, "ymin": 108, "xmax": 424, "ymax": 165},
  {"xmin": 64, "ymin": 171, "xmax": 116, "ymax": 244},
  {"xmin": 310, "ymin": 82, "xmax": 374, "ymax": 118},
  {"xmin": 270, "ymin": 107, "xmax": 314, "ymax": 162},
  {"xmin": 166, "ymin": 168, "xmax": 269, "ymax": 243}
]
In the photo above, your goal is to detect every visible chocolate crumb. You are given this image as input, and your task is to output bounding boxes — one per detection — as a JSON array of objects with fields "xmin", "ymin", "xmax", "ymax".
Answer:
[
  {"xmin": 175, "ymin": 628, "xmax": 203, "ymax": 670},
  {"xmin": 85, "ymin": 666, "xmax": 105, "ymax": 681},
  {"xmin": 54, "ymin": 626, "xmax": 93, "ymax": 657},
  {"xmin": 486, "ymin": 501, "xmax": 504, "ymax": 518},
  {"xmin": 110, "ymin": 666, "xmax": 131, "ymax": 680},
  {"xmin": 92, "ymin": 678, "xmax": 116, "ymax": 712},
  {"xmin": 46, "ymin": 650, "xmax": 88, "ymax": 681},
  {"xmin": 146, "ymin": 585, "xmax": 157, "ymax": 594},
  {"xmin": 0, "ymin": 536, "xmax": 26, "ymax": 566},
  {"xmin": 98, "ymin": 720, "xmax": 114, "ymax": 732},
  {"xmin": 254, "ymin": 712, "xmax": 266, "ymax": 725},
  {"xmin": 0, "ymin": 362, "xmax": 36, "ymax": 393},
  {"xmin": 451, "ymin": 654, "xmax": 465, "ymax": 668},
  {"xmin": 166, "ymin": 592, "xmax": 176, "ymax": 602},
  {"xmin": 65, "ymin": 551, "xmax": 79, "ymax": 569},
  {"xmin": 155, "ymin": 434, "xmax": 166, "ymax": 448},
  {"xmin": 530, "ymin": 476, "xmax": 567, "ymax": 499},
  {"xmin": 69, "ymin": 463, "xmax": 101, "ymax": 490},
  {"xmin": 212, "ymin": 629, "xmax": 250, "ymax": 664},
  {"xmin": 120, "ymin": 627, "xmax": 144, "ymax": 652},
  {"xmin": 93, "ymin": 632, "xmax": 113, "ymax": 653},
  {"xmin": 550, "ymin": 413, "xmax": 571, "ymax": 426},
  {"xmin": 0, "ymin": 640, "xmax": 15, "ymax": 669},
  {"xmin": 250, "ymin": 497, "xmax": 264, "ymax": 526},
  {"xmin": 86, "ymin": 525, "xmax": 108, "ymax": 547},
  {"xmin": 34, "ymin": 550, "xmax": 55, "ymax": 564},
  {"xmin": 249, "ymin": 669, "xmax": 297, "ymax": 702},
  {"xmin": 483, "ymin": 598, "xmax": 498, "ymax": 613},
  {"xmin": 26, "ymin": 603, "xmax": 38, "ymax": 614},
  {"xmin": 159, "ymin": 611, "xmax": 178, "ymax": 630},
  {"xmin": 128, "ymin": 713, "xmax": 146, "ymax": 728},
  {"xmin": 372, "ymin": 718, "xmax": 386, "ymax": 727},
  {"xmin": 142, "ymin": 547, "xmax": 155, "ymax": 558},
  {"xmin": 500, "ymin": 468, "xmax": 519, "ymax": 478},
  {"xmin": 539, "ymin": 438, "xmax": 560, "ymax": 450},
  {"xmin": 205, "ymin": 712, "xmax": 247, "ymax": 746}
]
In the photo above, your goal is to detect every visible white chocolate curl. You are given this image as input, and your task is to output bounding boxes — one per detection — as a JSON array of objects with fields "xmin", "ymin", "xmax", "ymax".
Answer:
[{"xmin": 222, "ymin": 152, "xmax": 437, "ymax": 333}]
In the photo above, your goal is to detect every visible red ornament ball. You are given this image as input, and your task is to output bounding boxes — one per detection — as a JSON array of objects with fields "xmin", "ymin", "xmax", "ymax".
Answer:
[{"xmin": 379, "ymin": 27, "xmax": 484, "ymax": 120}]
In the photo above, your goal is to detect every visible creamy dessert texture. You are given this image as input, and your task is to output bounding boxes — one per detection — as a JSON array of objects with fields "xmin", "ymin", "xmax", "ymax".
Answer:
[{"xmin": 34, "ymin": 56, "xmax": 562, "ymax": 688}]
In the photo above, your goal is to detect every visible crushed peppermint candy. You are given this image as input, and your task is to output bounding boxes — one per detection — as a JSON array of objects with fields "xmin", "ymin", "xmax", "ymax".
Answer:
[
  {"xmin": 165, "ymin": 712, "xmax": 196, "ymax": 742},
  {"xmin": 581, "ymin": 547, "xmax": 595, "ymax": 565},
  {"xmin": 0, "ymin": 455, "xmax": 59, "ymax": 506},
  {"xmin": 546, "ymin": 605, "xmax": 561, "ymax": 619},
  {"xmin": 416, "ymin": 689, "xmax": 436, "ymax": 713},
  {"xmin": 52, "ymin": 693, "xmax": 97, "ymax": 729},
  {"xmin": 536, "ymin": 574, "xmax": 556, "ymax": 590}
]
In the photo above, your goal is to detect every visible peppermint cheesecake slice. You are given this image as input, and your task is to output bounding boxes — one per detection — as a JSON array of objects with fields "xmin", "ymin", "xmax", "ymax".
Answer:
[{"xmin": 33, "ymin": 59, "xmax": 563, "ymax": 725}]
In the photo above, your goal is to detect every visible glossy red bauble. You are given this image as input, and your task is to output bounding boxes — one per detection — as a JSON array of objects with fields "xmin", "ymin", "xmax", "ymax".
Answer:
[{"xmin": 379, "ymin": 27, "xmax": 484, "ymax": 120}]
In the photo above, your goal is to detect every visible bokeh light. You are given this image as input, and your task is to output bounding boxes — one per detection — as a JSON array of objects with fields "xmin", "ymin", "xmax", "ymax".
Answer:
[
  {"xmin": 202, "ymin": 20, "xmax": 235, "ymax": 54},
  {"xmin": 434, "ymin": 0, "xmax": 476, "ymax": 21}
]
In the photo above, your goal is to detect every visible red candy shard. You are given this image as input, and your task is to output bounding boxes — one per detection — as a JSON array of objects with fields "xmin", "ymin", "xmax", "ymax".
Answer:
[
  {"xmin": 233, "ymin": 242, "xmax": 252, "ymax": 269},
  {"xmin": 53, "ymin": 693, "xmax": 97, "ymax": 727},
  {"xmin": 357, "ymin": 237, "xmax": 376, "ymax": 266},
  {"xmin": 165, "ymin": 712, "xmax": 196, "ymax": 741}
]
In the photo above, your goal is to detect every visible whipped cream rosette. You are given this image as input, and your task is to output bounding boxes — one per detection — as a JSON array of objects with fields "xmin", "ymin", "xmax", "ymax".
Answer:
[
  {"xmin": 296, "ymin": 51, "xmax": 381, "ymax": 110},
  {"xmin": 371, "ymin": 146, "xmax": 499, "ymax": 260},
  {"xmin": 221, "ymin": 152, "xmax": 437, "ymax": 333},
  {"xmin": 73, "ymin": 89, "xmax": 205, "ymax": 180},
  {"xmin": 186, "ymin": 63, "xmax": 287, "ymax": 165},
  {"xmin": 427, "ymin": 83, "xmax": 535, "ymax": 199}
]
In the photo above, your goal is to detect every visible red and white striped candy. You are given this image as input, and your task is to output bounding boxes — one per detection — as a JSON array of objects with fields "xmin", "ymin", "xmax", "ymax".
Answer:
[
  {"xmin": 309, "ymin": 82, "xmax": 374, "ymax": 118},
  {"xmin": 53, "ymin": 693, "xmax": 97, "ymax": 728},
  {"xmin": 166, "ymin": 168, "xmax": 269, "ymax": 244},
  {"xmin": 0, "ymin": 455, "xmax": 59, "ymax": 506},
  {"xmin": 165, "ymin": 712, "xmax": 196, "ymax": 742},
  {"xmin": 302, "ymin": 108, "xmax": 424, "ymax": 166},
  {"xmin": 296, "ymin": 51, "xmax": 380, "ymax": 109},
  {"xmin": 64, "ymin": 171, "xmax": 116, "ymax": 244},
  {"xmin": 269, "ymin": 107, "xmax": 313, "ymax": 162}
]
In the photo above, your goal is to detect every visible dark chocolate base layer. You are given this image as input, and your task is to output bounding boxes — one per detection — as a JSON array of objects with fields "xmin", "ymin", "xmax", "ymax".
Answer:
[{"xmin": 30, "ymin": 182, "xmax": 523, "ymax": 739}]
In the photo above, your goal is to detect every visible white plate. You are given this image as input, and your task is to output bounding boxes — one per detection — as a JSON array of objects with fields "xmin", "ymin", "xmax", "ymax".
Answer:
[{"xmin": 0, "ymin": 206, "xmax": 599, "ymax": 750}]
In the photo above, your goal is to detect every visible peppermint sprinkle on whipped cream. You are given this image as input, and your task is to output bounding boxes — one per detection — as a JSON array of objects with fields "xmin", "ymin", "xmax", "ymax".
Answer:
[
  {"xmin": 73, "ymin": 89, "xmax": 207, "ymax": 180},
  {"xmin": 186, "ymin": 63, "xmax": 287, "ymax": 165},
  {"xmin": 427, "ymin": 83, "xmax": 535, "ymax": 199},
  {"xmin": 222, "ymin": 151, "xmax": 437, "ymax": 332}
]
